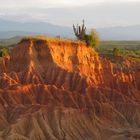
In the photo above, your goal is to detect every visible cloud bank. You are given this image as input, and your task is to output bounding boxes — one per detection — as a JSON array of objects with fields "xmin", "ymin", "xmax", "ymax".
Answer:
[{"xmin": 0, "ymin": 0, "xmax": 140, "ymax": 27}]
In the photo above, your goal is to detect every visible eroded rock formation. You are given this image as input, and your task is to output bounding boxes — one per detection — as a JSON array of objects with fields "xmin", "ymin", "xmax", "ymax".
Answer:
[{"xmin": 0, "ymin": 37, "xmax": 140, "ymax": 140}]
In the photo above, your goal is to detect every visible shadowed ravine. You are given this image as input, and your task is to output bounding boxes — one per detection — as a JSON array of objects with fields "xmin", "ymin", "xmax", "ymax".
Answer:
[{"xmin": 0, "ymin": 37, "xmax": 140, "ymax": 140}]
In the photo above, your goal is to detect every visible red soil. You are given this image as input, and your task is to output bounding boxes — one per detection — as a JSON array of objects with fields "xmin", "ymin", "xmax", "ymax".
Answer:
[{"xmin": 0, "ymin": 37, "xmax": 139, "ymax": 140}]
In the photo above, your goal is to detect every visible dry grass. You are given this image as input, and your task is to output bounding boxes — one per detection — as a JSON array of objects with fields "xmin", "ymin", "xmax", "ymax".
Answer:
[{"xmin": 21, "ymin": 36, "xmax": 86, "ymax": 46}]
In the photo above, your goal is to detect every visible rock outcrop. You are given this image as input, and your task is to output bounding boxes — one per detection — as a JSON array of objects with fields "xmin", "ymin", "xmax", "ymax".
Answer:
[{"xmin": 0, "ymin": 37, "xmax": 140, "ymax": 140}]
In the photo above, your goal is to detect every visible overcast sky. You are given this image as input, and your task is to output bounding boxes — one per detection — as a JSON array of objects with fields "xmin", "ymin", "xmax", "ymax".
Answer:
[{"xmin": 0, "ymin": 0, "xmax": 140, "ymax": 28}]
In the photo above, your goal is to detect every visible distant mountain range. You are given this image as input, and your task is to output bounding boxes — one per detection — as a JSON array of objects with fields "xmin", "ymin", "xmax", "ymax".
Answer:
[
  {"xmin": 98, "ymin": 25, "xmax": 140, "ymax": 40},
  {"xmin": 0, "ymin": 19, "xmax": 140, "ymax": 40},
  {"xmin": 0, "ymin": 19, "xmax": 74, "ymax": 39}
]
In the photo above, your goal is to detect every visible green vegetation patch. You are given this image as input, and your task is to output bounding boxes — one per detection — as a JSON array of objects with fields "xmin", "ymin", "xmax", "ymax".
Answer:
[
  {"xmin": 0, "ymin": 47, "xmax": 10, "ymax": 57},
  {"xmin": 97, "ymin": 41, "xmax": 140, "ymax": 63}
]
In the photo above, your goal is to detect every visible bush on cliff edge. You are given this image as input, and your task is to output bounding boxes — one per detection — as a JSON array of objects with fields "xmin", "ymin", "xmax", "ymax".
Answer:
[{"xmin": 73, "ymin": 20, "xmax": 100, "ymax": 48}]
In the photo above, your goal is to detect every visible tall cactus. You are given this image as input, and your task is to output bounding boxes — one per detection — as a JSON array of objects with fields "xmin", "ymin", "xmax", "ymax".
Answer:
[{"xmin": 73, "ymin": 20, "xmax": 86, "ymax": 40}]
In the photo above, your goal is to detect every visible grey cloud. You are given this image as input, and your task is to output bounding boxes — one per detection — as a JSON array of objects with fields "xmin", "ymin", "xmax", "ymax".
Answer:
[{"xmin": 0, "ymin": 2, "xmax": 140, "ymax": 27}]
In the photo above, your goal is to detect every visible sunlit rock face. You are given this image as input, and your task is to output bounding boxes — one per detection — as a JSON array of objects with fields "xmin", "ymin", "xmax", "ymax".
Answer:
[{"xmin": 0, "ymin": 37, "xmax": 140, "ymax": 140}]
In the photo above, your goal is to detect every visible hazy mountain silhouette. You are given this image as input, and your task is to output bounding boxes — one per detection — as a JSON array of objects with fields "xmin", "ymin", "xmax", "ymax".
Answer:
[
  {"xmin": 0, "ymin": 19, "xmax": 73, "ymax": 38},
  {"xmin": 0, "ymin": 19, "xmax": 140, "ymax": 40},
  {"xmin": 97, "ymin": 25, "xmax": 140, "ymax": 40}
]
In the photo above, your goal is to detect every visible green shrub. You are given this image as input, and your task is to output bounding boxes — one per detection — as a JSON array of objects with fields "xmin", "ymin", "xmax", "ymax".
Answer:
[
  {"xmin": 0, "ymin": 48, "xmax": 9, "ymax": 57},
  {"xmin": 84, "ymin": 30, "xmax": 100, "ymax": 48},
  {"xmin": 0, "ymin": 51, "xmax": 2, "ymax": 57},
  {"xmin": 113, "ymin": 48, "xmax": 120, "ymax": 57}
]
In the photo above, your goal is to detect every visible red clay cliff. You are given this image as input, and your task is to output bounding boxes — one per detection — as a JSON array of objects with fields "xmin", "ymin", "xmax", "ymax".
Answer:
[{"xmin": 0, "ymin": 37, "xmax": 139, "ymax": 140}]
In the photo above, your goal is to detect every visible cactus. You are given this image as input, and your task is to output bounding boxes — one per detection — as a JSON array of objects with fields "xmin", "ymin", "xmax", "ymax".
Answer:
[
  {"xmin": 73, "ymin": 20, "xmax": 100, "ymax": 48},
  {"xmin": 73, "ymin": 20, "xmax": 86, "ymax": 40}
]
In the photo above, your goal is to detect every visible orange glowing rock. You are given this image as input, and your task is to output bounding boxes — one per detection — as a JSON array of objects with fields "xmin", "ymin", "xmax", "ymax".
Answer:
[{"xmin": 0, "ymin": 37, "xmax": 139, "ymax": 140}]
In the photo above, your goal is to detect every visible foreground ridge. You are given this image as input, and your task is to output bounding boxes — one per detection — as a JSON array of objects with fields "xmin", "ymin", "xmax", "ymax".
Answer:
[{"xmin": 0, "ymin": 37, "xmax": 140, "ymax": 140}]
